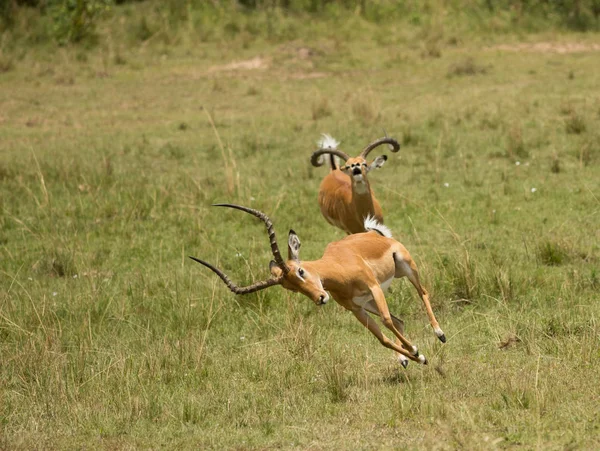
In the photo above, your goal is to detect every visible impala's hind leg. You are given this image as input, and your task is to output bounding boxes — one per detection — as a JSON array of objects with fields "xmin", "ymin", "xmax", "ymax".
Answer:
[
  {"xmin": 394, "ymin": 252, "xmax": 446, "ymax": 343},
  {"xmin": 363, "ymin": 300, "xmax": 411, "ymax": 368}
]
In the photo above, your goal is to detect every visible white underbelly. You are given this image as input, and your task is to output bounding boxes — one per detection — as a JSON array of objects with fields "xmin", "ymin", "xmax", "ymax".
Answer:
[{"xmin": 351, "ymin": 277, "xmax": 394, "ymax": 307}]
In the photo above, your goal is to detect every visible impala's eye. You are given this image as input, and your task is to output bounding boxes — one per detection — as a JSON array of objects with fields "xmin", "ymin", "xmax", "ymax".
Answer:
[
  {"xmin": 362, "ymin": 163, "xmax": 368, "ymax": 167},
  {"xmin": 298, "ymin": 268, "xmax": 305, "ymax": 277}
]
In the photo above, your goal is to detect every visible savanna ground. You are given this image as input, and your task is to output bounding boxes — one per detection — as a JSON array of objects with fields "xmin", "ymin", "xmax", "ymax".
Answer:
[{"xmin": 1, "ymin": 2, "xmax": 600, "ymax": 449}]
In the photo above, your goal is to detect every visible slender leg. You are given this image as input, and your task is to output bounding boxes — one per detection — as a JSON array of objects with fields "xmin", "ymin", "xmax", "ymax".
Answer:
[
  {"xmin": 394, "ymin": 253, "xmax": 446, "ymax": 343},
  {"xmin": 363, "ymin": 300, "xmax": 410, "ymax": 368},
  {"xmin": 352, "ymin": 308, "xmax": 426, "ymax": 364},
  {"xmin": 369, "ymin": 285, "xmax": 426, "ymax": 361}
]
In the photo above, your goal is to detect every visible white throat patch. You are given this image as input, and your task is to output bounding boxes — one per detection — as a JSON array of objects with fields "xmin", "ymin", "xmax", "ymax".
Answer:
[{"xmin": 353, "ymin": 180, "xmax": 368, "ymax": 194}]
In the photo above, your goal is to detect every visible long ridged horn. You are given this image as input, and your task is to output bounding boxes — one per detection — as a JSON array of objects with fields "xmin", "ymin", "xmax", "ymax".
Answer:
[
  {"xmin": 359, "ymin": 137, "xmax": 400, "ymax": 159},
  {"xmin": 213, "ymin": 203, "xmax": 289, "ymax": 274},
  {"xmin": 311, "ymin": 134, "xmax": 350, "ymax": 167},
  {"xmin": 189, "ymin": 256, "xmax": 282, "ymax": 294},
  {"xmin": 310, "ymin": 148, "xmax": 351, "ymax": 167}
]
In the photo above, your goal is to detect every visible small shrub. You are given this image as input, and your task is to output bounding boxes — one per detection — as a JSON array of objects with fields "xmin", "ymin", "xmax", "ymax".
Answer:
[
  {"xmin": 311, "ymin": 97, "xmax": 332, "ymax": 120},
  {"xmin": 565, "ymin": 112, "xmax": 586, "ymax": 134},
  {"xmin": 161, "ymin": 143, "xmax": 185, "ymax": 160},
  {"xmin": 50, "ymin": 0, "xmax": 112, "ymax": 44},
  {"xmin": 498, "ymin": 334, "xmax": 521, "ymax": 350},
  {"xmin": 447, "ymin": 57, "xmax": 487, "ymax": 78},
  {"xmin": 479, "ymin": 113, "xmax": 501, "ymax": 130},
  {"xmin": 577, "ymin": 140, "xmax": 600, "ymax": 166},
  {"xmin": 537, "ymin": 240, "xmax": 569, "ymax": 266},
  {"xmin": 494, "ymin": 267, "xmax": 515, "ymax": 302},
  {"xmin": 0, "ymin": 0, "xmax": 17, "ymax": 28},
  {"xmin": 402, "ymin": 128, "xmax": 419, "ymax": 146},
  {"xmin": 0, "ymin": 54, "xmax": 15, "ymax": 73},
  {"xmin": 212, "ymin": 78, "xmax": 224, "ymax": 92},
  {"xmin": 559, "ymin": 102, "xmax": 575, "ymax": 116},
  {"xmin": 113, "ymin": 51, "xmax": 126, "ymax": 65},
  {"xmin": 324, "ymin": 357, "xmax": 351, "ymax": 403},
  {"xmin": 35, "ymin": 248, "xmax": 78, "ymax": 278},
  {"xmin": 550, "ymin": 155, "xmax": 561, "ymax": 173},
  {"xmin": 133, "ymin": 15, "xmax": 153, "ymax": 42},
  {"xmin": 440, "ymin": 252, "xmax": 479, "ymax": 302},
  {"xmin": 591, "ymin": 268, "xmax": 599, "ymax": 290},
  {"xmin": 506, "ymin": 123, "xmax": 528, "ymax": 160},
  {"xmin": 421, "ymin": 38, "xmax": 442, "ymax": 58},
  {"xmin": 352, "ymin": 96, "xmax": 379, "ymax": 126}
]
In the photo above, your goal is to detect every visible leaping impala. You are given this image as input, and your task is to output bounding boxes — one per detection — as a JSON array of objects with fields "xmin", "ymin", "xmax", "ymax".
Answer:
[
  {"xmin": 311, "ymin": 134, "xmax": 400, "ymax": 234},
  {"xmin": 190, "ymin": 204, "xmax": 446, "ymax": 368}
]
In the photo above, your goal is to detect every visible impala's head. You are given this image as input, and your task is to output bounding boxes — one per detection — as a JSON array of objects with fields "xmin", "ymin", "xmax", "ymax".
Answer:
[
  {"xmin": 310, "ymin": 134, "xmax": 400, "ymax": 186},
  {"xmin": 189, "ymin": 204, "xmax": 329, "ymax": 306},
  {"xmin": 269, "ymin": 230, "xmax": 329, "ymax": 305}
]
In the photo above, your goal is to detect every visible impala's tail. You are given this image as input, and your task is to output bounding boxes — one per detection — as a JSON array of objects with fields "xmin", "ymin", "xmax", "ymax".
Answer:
[
  {"xmin": 364, "ymin": 215, "xmax": 393, "ymax": 238},
  {"xmin": 318, "ymin": 134, "xmax": 341, "ymax": 170}
]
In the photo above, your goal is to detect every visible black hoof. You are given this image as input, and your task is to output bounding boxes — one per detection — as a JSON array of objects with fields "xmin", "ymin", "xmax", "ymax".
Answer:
[
  {"xmin": 423, "ymin": 358, "xmax": 428, "ymax": 365},
  {"xmin": 438, "ymin": 334, "xmax": 447, "ymax": 343},
  {"xmin": 400, "ymin": 359, "xmax": 409, "ymax": 369}
]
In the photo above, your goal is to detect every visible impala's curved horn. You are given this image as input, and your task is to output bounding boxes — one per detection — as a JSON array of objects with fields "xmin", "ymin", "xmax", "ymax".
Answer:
[
  {"xmin": 310, "ymin": 148, "xmax": 351, "ymax": 167},
  {"xmin": 359, "ymin": 137, "xmax": 400, "ymax": 159},
  {"xmin": 311, "ymin": 134, "xmax": 350, "ymax": 168},
  {"xmin": 213, "ymin": 203, "xmax": 289, "ymax": 274},
  {"xmin": 189, "ymin": 256, "xmax": 282, "ymax": 294}
]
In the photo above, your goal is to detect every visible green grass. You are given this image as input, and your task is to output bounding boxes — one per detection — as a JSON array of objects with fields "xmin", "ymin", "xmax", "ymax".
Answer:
[{"xmin": 1, "ymin": 8, "xmax": 600, "ymax": 449}]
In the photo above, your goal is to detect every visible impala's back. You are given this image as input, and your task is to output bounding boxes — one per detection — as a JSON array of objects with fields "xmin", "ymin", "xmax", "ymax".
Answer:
[{"xmin": 321, "ymin": 223, "xmax": 402, "ymax": 285}]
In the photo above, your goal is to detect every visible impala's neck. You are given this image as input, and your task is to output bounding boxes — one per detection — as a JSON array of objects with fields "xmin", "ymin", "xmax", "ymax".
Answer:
[
  {"xmin": 303, "ymin": 258, "xmax": 345, "ymax": 292},
  {"xmin": 350, "ymin": 178, "xmax": 377, "ymax": 221},
  {"xmin": 351, "ymin": 178, "xmax": 371, "ymax": 196}
]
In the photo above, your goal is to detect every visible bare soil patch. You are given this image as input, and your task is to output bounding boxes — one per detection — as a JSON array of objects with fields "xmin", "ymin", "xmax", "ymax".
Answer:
[
  {"xmin": 208, "ymin": 56, "xmax": 270, "ymax": 73},
  {"xmin": 492, "ymin": 42, "xmax": 600, "ymax": 54}
]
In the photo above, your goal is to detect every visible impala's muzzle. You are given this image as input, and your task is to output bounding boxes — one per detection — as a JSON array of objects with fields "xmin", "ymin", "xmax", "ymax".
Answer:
[
  {"xmin": 316, "ymin": 293, "xmax": 329, "ymax": 305},
  {"xmin": 352, "ymin": 167, "xmax": 362, "ymax": 176}
]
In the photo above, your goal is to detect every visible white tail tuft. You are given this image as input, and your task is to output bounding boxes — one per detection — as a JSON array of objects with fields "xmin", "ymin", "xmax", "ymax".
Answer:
[
  {"xmin": 364, "ymin": 215, "xmax": 393, "ymax": 238},
  {"xmin": 318, "ymin": 133, "xmax": 340, "ymax": 150}
]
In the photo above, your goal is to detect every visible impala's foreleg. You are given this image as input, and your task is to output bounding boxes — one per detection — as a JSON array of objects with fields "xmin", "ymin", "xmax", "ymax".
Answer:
[
  {"xmin": 351, "ymin": 308, "xmax": 426, "ymax": 364},
  {"xmin": 369, "ymin": 285, "xmax": 426, "ymax": 362},
  {"xmin": 394, "ymin": 252, "xmax": 446, "ymax": 343},
  {"xmin": 363, "ymin": 300, "xmax": 410, "ymax": 368}
]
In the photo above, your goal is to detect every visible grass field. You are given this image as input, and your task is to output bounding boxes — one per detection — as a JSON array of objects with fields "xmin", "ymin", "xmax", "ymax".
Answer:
[{"xmin": 1, "ymin": 6, "xmax": 600, "ymax": 448}]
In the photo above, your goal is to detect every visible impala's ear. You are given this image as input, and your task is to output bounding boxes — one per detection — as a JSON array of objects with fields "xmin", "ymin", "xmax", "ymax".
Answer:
[
  {"xmin": 368, "ymin": 155, "xmax": 388, "ymax": 172},
  {"xmin": 269, "ymin": 260, "xmax": 283, "ymax": 278},
  {"xmin": 288, "ymin": 229, "xmax": 301, "ymax": 261}
]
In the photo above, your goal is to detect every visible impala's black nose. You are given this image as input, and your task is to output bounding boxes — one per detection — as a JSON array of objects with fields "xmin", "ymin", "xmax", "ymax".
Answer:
[{"xmin": 352, "ymin": 167, "xmax": 361, "ymax": 176}]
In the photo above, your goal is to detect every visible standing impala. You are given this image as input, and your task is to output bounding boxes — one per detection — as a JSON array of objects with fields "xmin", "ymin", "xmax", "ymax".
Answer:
[
  {"xmin": 190, "ymin": 204, "xmax": 445, "ymax": 368},
  {"xmin": 311, "ymin": 134, "xmax": 400, "ymax": 234}
]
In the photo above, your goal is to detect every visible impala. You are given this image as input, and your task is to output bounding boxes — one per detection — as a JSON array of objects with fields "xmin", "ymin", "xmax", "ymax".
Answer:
[
  {"xmin": 190, "ymin": 204, "xmax": 446, "ymax": 367},
  {"xmin": 311, "ymin": 134, "xmax": 400, "ymax": 234}
]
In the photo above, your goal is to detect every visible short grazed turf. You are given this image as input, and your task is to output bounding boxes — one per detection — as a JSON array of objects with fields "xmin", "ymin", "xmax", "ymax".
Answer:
[{"xmin": 1, "ymin": 5, "xmax": 599, "ymax": 449}]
